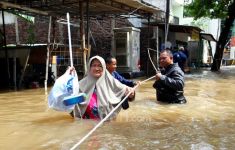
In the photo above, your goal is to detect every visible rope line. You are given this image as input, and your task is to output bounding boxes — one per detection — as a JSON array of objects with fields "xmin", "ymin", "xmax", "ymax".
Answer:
[
  {"xmin": 69, "ymin": 75, "xmax": 156, "ymax": 150},
  {"xmin": 147, "ymin": 48, "xmax": 159, "ymax": 72}
]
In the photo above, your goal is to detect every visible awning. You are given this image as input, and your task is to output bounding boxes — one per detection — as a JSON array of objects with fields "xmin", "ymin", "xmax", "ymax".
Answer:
[
  {"xmin": 148, "ymin": 23, "xmax": 203, "ymax": 33},
  {"xmin": 0, "ymin": 0, "xmax": 160, "ymax": 17},
  {"xmin": 113, "ymin": 0, "xmax": 160, "ymax": 14},
  {"xmin": 200, "ymin": 33, "xmax": 217, "ymax": 42}
]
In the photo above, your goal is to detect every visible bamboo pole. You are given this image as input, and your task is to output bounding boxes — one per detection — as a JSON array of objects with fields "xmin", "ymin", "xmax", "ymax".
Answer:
[
  {"xmin": 45, "ymin": 16, "xmax": 52, "ymax": 92},
  {"xmin": 80, "ymin": 1, "xmax": 87, "ymax": 74},
  {"xmin": 67, "ymin": 13, "xmax": 74, "ymax": 67}
]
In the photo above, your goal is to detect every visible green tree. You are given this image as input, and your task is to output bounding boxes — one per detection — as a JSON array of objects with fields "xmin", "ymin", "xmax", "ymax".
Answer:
[
  {"xmin": 184, "ymin": 0, "xmax": 231, "ymax": 19},
  {"xmin": 184, "ymin": 0, "xmax": 235, "ymax": 71}
]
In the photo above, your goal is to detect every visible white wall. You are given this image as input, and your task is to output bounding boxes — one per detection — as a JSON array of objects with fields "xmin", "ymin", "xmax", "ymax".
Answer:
[
  {"xmin": 207, "ymin": 19, "xmax": 220, "ymax": 55},
  {"xmin": 202, "ymin": 40, "xmax": 209, "ymax": 63},
  {"xmin": 172, "ymin": 0, "xmax": 184, "ymax": 5},
  {"xmin": 205, "ymin": 19, "xmax": 220, "ymax": 40},
  {"xmin": 172, "ymin": 0, "xmax": 192, "ymax": 25},
  {"xmin": 181, "ymin": 17, "xmax": 193, "ymax": 25},
  {"xmin": 143, "ymin": 0, "xmax": 166, "ymax": 10},
  {"xmin": 0, "ymin": 12, "xmax": 16, "ymax": 24}
]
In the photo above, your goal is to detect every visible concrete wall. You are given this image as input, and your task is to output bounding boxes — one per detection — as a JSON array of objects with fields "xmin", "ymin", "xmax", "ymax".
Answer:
[{"xmin": 0, "ymin": 12, "xmax": 16, "ymax": 24}]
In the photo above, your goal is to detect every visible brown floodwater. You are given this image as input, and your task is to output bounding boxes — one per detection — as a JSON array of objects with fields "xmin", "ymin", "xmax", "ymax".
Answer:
[{"xmin": 0, "ymin": 66, "xmax": 235, "ymax": 150}]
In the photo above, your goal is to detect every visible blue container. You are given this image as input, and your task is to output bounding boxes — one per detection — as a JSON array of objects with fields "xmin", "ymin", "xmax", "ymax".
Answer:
[{"xmin": 63, "ymin": 94, "xmax": 86, "ymax": 106}]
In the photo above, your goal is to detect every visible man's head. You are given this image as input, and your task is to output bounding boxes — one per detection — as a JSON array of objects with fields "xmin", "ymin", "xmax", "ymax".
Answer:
[
  {"xmin": 105, "ymin": 55, "xmax": 117, "ymax": 73},
  {"xmin": 159, "ymin": 49, "xmax": 173, "ymax": 68}
]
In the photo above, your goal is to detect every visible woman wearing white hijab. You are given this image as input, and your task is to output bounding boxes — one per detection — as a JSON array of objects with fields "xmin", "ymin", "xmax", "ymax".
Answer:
[{"xmin": 72, "ymin": 55, "xmax": 134, "ymax": 120}]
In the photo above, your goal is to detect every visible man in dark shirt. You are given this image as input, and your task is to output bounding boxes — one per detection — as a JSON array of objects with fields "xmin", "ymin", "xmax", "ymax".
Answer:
[
  {"xmin": 105, "ymin": 55, "xmax": 137, "ymax": 87},
  {"xmin": 153, "ymin": 49, "xmax": 187, "ymax": 104},
  {"xmin": 105, "ymin": 55, "xmax": 137, "ymax": 109},
  {"xmin": 173, "ymin": 47, "xmax": 188, "ymax": 72}
]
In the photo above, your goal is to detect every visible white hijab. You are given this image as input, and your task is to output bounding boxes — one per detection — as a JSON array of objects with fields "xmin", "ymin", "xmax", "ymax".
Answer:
[{"xmin": 74, "ymin": 55, "xmax": 127, "ymax": 119}]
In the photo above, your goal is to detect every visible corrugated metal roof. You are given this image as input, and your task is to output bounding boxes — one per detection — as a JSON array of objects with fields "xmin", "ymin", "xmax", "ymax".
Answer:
[
  {"xmin": 0, "ymin": 0, "xmax": 160, "ymax": 17},
  {"xmin": 113, "ymin": 0, "xmax": 160, "ymax": 14},
  {"xmin": 147, "ymin": 23, "xmax": 203, "ymax": 34}
]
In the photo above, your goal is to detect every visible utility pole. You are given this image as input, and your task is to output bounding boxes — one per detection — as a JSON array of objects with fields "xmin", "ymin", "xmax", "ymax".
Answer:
[{"xmin": 165, "ymin": 0, "xmax": 170, "ymax": 46}]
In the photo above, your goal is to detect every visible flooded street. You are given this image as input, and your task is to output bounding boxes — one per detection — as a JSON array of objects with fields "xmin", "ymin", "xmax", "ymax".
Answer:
[{"xmin": 0, "ymin": 66, "xmax": 235, "ymax": 150}]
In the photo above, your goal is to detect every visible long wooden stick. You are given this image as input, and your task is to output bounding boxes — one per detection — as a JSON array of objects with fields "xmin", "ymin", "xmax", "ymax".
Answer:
[
  {"xmin": 70, "ymin": 75, "xmax": 156, "ymax": 150},
  {"xmin": 67, "ymin": 13, "xmax": 73, "ymax": 67}
]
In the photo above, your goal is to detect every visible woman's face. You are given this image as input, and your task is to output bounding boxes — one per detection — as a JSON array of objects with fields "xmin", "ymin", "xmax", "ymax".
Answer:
[{"xmin": 90, "ymin": 59, "xmax": 103, "ymax": 78}]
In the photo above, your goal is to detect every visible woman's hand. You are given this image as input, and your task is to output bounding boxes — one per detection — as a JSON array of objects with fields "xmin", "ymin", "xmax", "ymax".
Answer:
[
  {"xmin": 134, "ymin": 81, "xmax": 141, "ymax": 86},
  {"xmin": 125, "ymin": 87, "xmax": 135, "ymax": 99},
  {"xmin": 68, "ymin": 66, "xmax": 75, "ymax": 75}
]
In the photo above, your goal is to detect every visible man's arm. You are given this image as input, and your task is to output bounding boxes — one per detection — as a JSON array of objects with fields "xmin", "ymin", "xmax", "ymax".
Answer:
[
  {"xmin": 156, "ymin": 70, "xmax": 184, "ymax": 91},
  {"xmin": 112, "ymin": 71, "xmax": 135, "ymax": 87}
]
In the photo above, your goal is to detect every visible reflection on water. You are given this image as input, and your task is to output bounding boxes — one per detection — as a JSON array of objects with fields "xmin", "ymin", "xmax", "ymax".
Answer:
[{"xmin": 0, "ymin": 66, "xmax": 235, "ymax": 150}]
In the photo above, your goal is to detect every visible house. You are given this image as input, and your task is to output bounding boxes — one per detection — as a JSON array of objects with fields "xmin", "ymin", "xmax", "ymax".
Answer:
[
  {"xmin": 0, "ymin": 0, "xmax": 160, "ymax": 89},
  {"xmin": 0, "ymin": 0, "xmax": 218, "ymax": 89}
]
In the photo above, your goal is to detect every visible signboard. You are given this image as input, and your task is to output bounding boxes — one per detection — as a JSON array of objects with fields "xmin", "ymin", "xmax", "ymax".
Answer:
[{"xmin": 191, "ymin": 29, "xmax": 199, "ymax": 41}]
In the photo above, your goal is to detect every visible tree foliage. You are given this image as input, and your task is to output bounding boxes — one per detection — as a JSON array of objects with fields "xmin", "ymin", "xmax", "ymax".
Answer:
[
  {"xmin": 184, "ymin": 0, "xmax": 235, "ymax": 71},
  {"xmin": 184, "ymin": 0, "xmax": 233, "ymax": 19}
]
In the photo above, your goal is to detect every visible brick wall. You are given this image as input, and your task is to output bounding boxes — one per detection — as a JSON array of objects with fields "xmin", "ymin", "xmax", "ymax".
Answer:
[
  {"xmin": 1, "ymin": 23, "xmax": 15, "ymax": 44},
  {"xmin": 89, "ymin": 17, "xmax": 132, "ymax": 56},
  {"xmin": 2, "ymin": 16, "xmax": 131, "ymax": 51}
]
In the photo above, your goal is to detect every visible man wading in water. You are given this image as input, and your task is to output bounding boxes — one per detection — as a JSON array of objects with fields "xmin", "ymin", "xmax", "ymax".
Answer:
[
  {"xmin": 105, "ymin": 55, "xmax": 139, "ymax": 110},
  {"xmin": 153, "ymin": 49, "xmax": 187, "ymax": 104}
]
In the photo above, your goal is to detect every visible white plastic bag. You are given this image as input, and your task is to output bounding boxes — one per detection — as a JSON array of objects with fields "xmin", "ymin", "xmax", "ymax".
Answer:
[{"xmin": 48, "ymin": 69, "xmax": 79, "ymax": 112}]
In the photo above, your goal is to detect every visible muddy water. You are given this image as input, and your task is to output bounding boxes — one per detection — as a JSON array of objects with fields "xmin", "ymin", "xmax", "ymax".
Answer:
[{"xmin": 0, "ymin": 66, "xmax": 235, "ymax": 150}]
